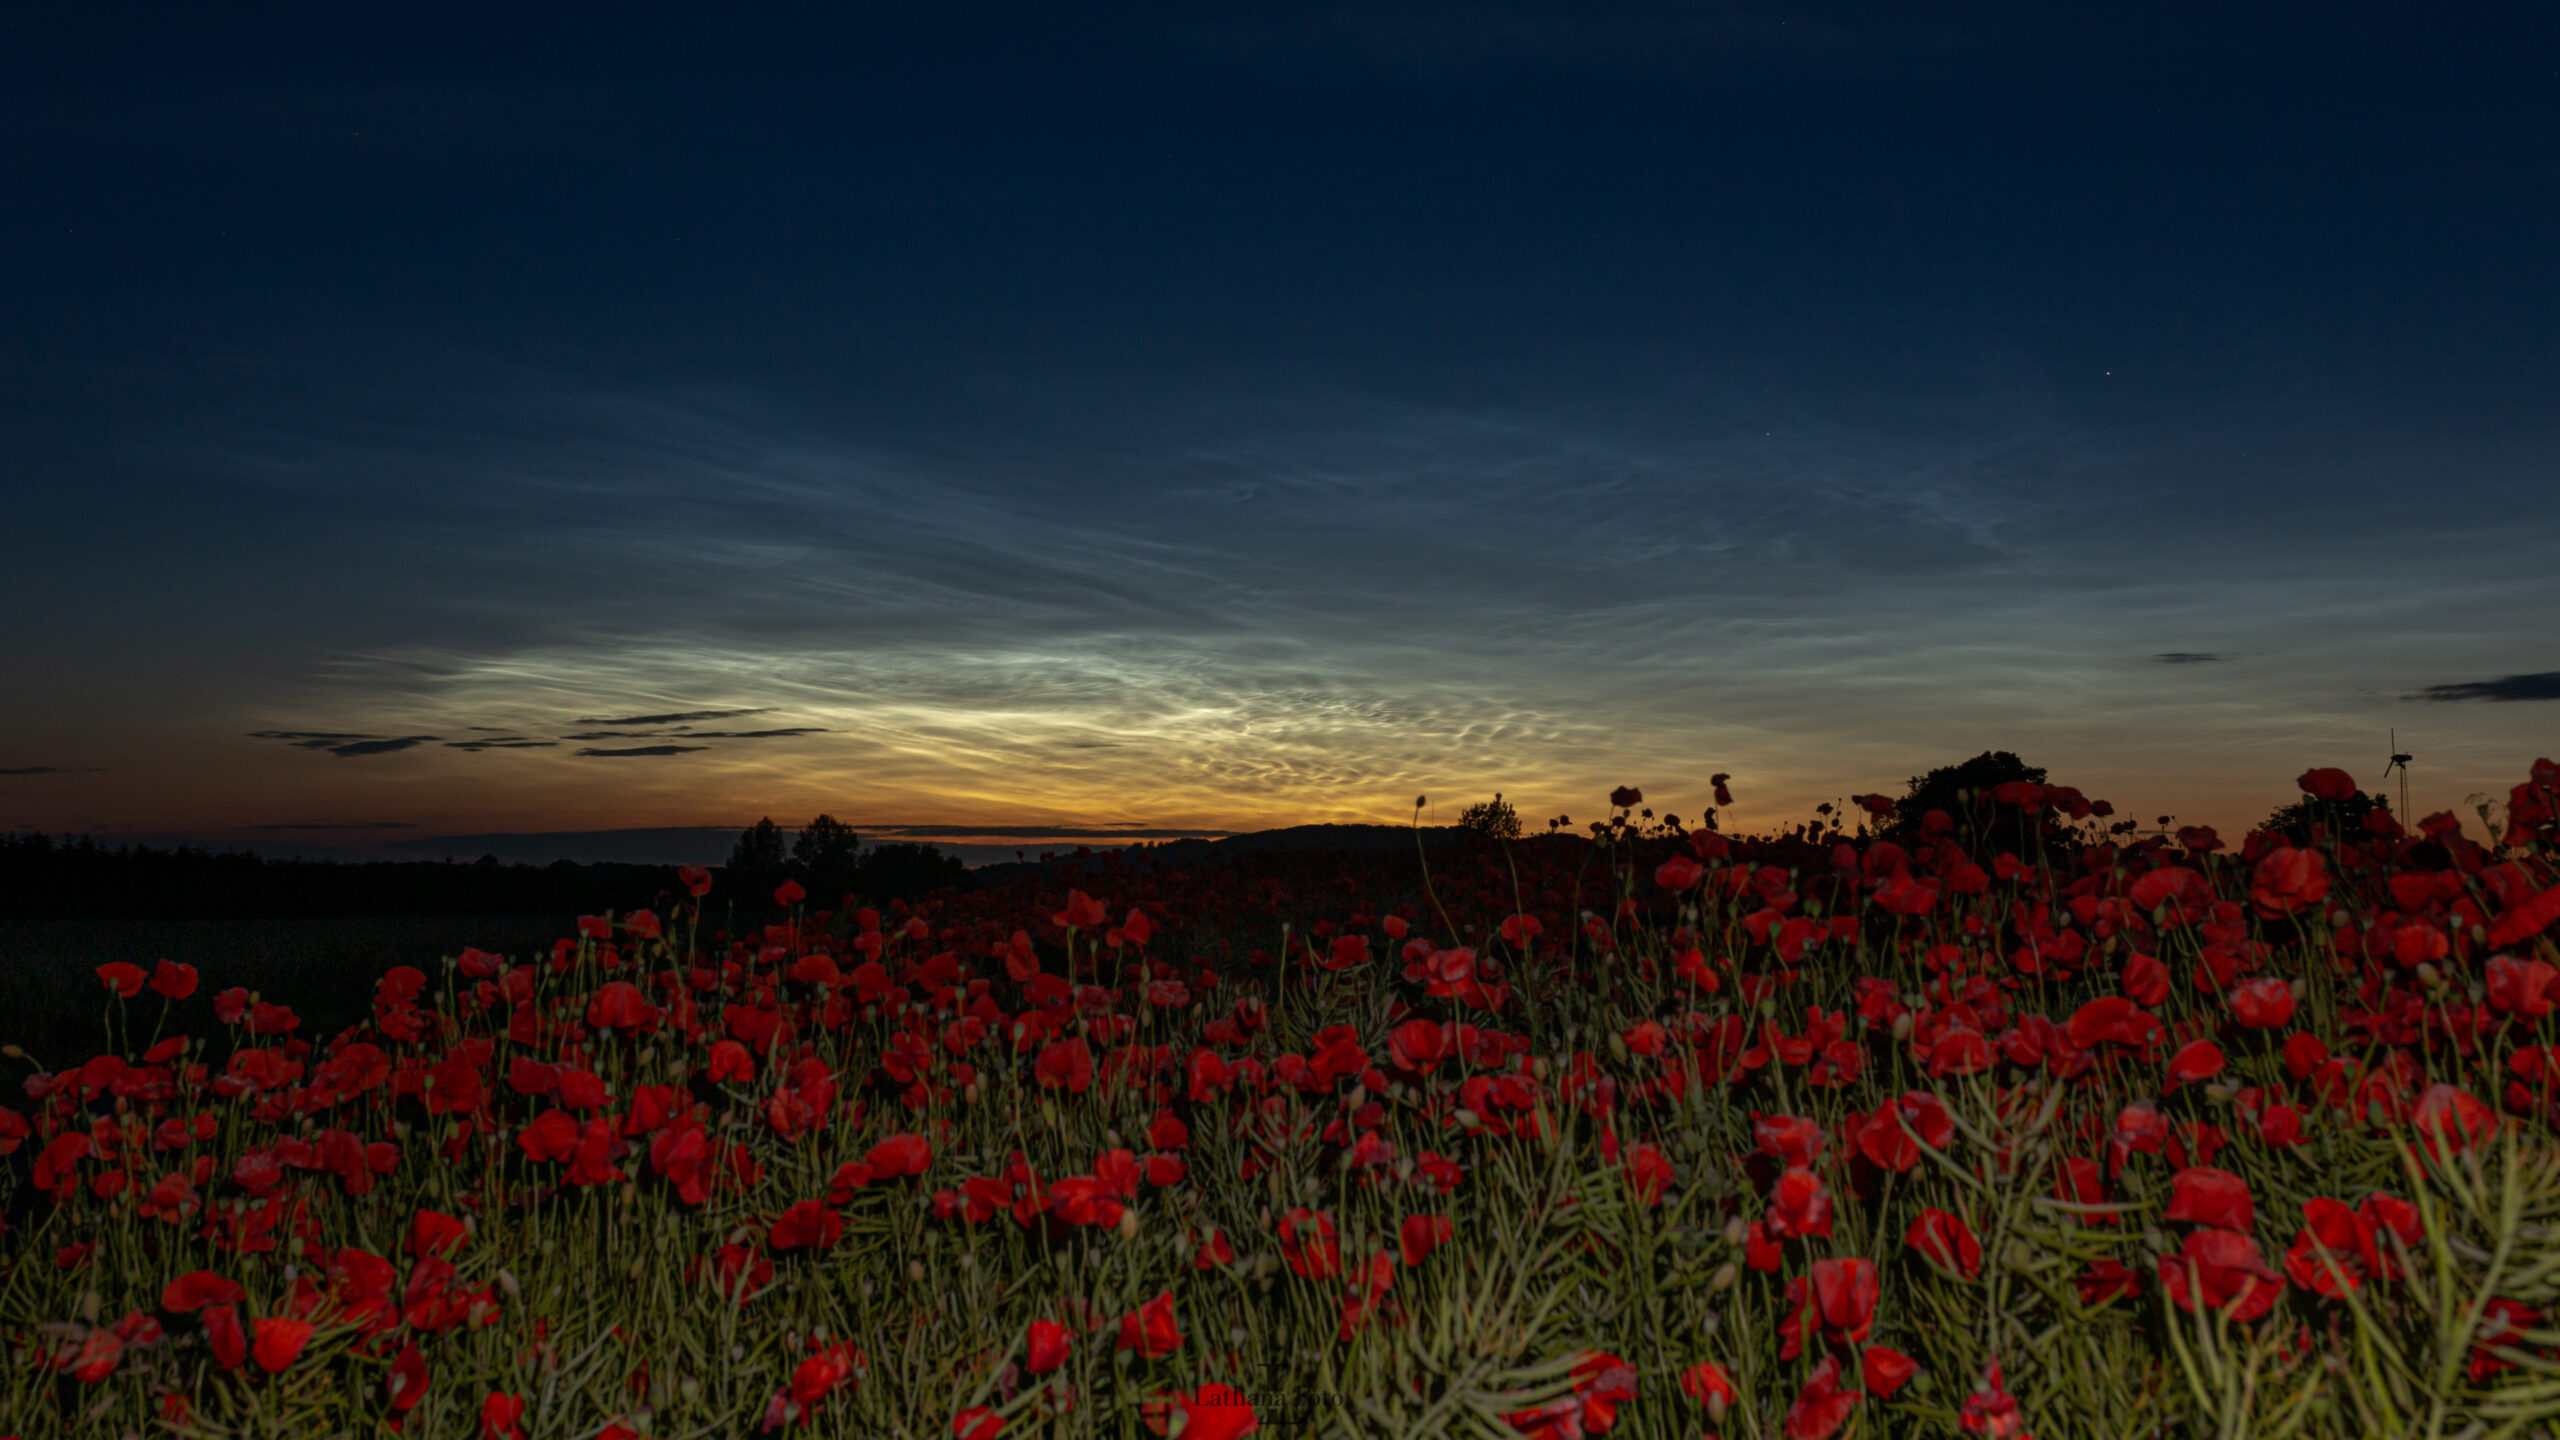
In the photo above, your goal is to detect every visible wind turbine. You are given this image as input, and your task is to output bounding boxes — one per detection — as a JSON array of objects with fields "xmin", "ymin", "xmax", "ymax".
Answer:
[{"xmin": 2382, "ymin": 729, "xmax": 2413, "ymax": 822}]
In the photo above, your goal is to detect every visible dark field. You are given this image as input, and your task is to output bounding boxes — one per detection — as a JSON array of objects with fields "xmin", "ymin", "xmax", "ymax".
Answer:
[{"xmin": 0, "ymin": 914, "xmax": 573, "ymax": 1068}]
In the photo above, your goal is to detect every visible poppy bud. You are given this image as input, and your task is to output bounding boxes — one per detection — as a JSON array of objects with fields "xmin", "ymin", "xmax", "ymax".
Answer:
[
  {"xmin": 907, "ymin": 1261, "xmax": 926, "ymax": 1283},
  {"xmin": 1117, "ymin": 1209, "xmax": 1140, "ymax": 1242},
  {"xmin": 1345, "ymin": 1085, "xmax": 1366, "ymax": 1111},
  {"xmin": 1724, "ymin": 1216, "xmax": 1749, "ymax": 1246},
  {"xmin": 497, "ymin": 1269, "xmax": 521, "ymax": 1298},
  {"xmin": 2417, "ymin": 962, "xmax": 2444, "ymax": 989},
  {"xmin": 1709, "ymin": 1262, "xmax": 1738, "ymax": 1292},
  {"xmin": 1455, "ymin": 1109, "xmax": 1481, "ymax": 1129},
  {"xmin": 963, "ymin": 1083, "xmax": 979, "ymax": 1104}
]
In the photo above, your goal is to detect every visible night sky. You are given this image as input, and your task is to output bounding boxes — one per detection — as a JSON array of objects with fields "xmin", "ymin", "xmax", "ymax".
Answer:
[{"xmin": 5, "ymin": 4, "xmax": 2556, "ymax": 863}]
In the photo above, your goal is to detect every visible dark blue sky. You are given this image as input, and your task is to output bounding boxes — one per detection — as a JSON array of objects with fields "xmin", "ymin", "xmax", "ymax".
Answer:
[{"xmin": 5, "ymin": 3, "xmax": 2555, "ymax": 855}]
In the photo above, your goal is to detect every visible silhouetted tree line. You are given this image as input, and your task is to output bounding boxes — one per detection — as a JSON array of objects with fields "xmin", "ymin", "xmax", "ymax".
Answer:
[
  {"xmin": 0, "ymin": 825, "xmax": 970, "ymax": 922},
  {"xmin": 723, "ymin": 815, "xmax": 967, "ymax": 910}
]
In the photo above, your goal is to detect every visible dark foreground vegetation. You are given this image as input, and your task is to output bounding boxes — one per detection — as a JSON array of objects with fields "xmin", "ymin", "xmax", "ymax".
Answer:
[{"xmin": 2, "ymin": 758, "xmax": 2557, "ymax": 1438}]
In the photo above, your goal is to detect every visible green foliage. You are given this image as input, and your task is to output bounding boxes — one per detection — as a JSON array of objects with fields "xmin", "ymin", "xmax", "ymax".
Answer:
[{"xmin": 1458, "ymin": 793, "xmax": 1523, "ymax": 841}]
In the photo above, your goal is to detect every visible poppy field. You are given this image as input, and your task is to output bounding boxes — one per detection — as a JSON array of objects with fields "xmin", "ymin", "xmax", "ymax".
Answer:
[{"xmin": 7, "ymin": 761, "xmax": 2560, "ymax": 1440}]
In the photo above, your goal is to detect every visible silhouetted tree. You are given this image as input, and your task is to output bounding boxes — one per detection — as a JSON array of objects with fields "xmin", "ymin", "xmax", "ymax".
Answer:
[
  {"xmin": 1886, "ymin": 752, "xmax": 2042, "ymax": 835},
  {"xmin": 2261, "ymin": 790, "xmax": 2390, "ymax": 846},
  {"xmin": 728, "ymin": 818, "xmax": 788, "ymax": 900},
  {"xmin": 1457, "ymin": 793, "xmax": 1523, "ymax": 840},
  {"xmin": 792, "ymin": 814, "xmax": 863, "ymax": 904},
  {"xmin": 854, "ymin": 842, "xmax": 966, "ymax": 903}
]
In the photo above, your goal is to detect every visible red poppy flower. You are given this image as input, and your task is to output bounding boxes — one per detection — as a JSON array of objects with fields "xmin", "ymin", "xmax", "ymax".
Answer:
[
  {"xmin": 1279, "ymin": 1207, "xmax": 1341, "ymax": 1280},
  {"xmin": 1784, "ymin": 1353, "xmax": 1859, "ymax": 1440},
  {"xmin": 1388, "ymin": 1019, "xmax": 1455, "ymax": 1074},
  {"xmin": 2166, "ymin": 1039, "xmax": 2224, "ymax": 1085},
  {"xmin": 2488, "ymin": 955, "xmax": 2560, "ymax": 1018},
  {"xmin": 1768, "ymin": 1166, "xmax": 1835, "ymax": 1239},
  {"xmin": 2122, "ymin": 951, "xmax": 2171, "ymax": 1006},
  {"xmin": 678, "ymin": 863, "xmax": 712, "ymax": 896},
  {"xmin": 866, "ymin": 1133, "xmax": 932, "ymax": 1178},
  {"xmin": 149, "ymin": 960, "xmax": 198, "ymax": 1000},
  {"xmin": 251, "ymin": 1317, "xmax": 315, "ymax": 1373},
  {"xmin": 1610, "ymin": 786, "xmax": 1643, "ymax": 808},
  {"xmin": 1863, "ymin": 1345, "xmax": 1918, "ymax": 1397},
  {"xmin": 96, "ymin": 962, "xmax": 146, "ymax": 997},
  {"xmin": 196, "ymin": 1303, "xmax": 246, "ymax": 1371},
  {"xmin": 1323, "ymin": 934, "xmax": 1371, "ymax": 970},
  {"xmin": 2284, "ymin": 1197, "xmax": 2373, "ymax": 1296},
  {"xmin": 1811, "ymin": 1257, "xmax": 1878, "ymax": 1341},
  {"xmin": 774, "ymin": 880, "xmax": 807, "ymax": 907},
  {"xmin": 1907, "ymin": 1208, "xmax": 1984, "ymax": 1280},
  {"xmin": 481, "ymin": 1392, "xmax": 528, "ymax": 1440},
  {"xmin": 2158, "ymin": 1228, "xmax": 2282, "ymax": 1321},
  {"xmin": 1052, "ymin": 890, "xmax": 1108, "ymax": 929},
  {"xmin": 2068, "ymin": 996, "xmax": 2162, "ymax": 1050},
  {"xmin": 161, "ymin": 1270, "xmax": 245, "ymax": 1312},
  {"xmin": 2490, "ymin": 884, "xmax": 2560, "ymax": 949},
  {"xmin": 706, "ymin": 1040, "xmax": 754, "ymax": 1083},
  {"xmin": 770, "ymin": 1200, "xmax": 843, "ymax": 1250},
  {"xmin": 1034, "ymin": 1037, "xmax": 1094, "ymax": 1094},
  {"xmin": 1400, "ymin": 1213, "xmax": 1454, "ymax": 1266},
  {"xmin": 1027, "ymin": 1318, "xmax": 1071, "ymax": 1374},
  {"xmin": 410, "ymin": 1209, "xmax": 469, "ymax": 1259},
  {"xmin": 2164, "ymin": 1167, "xmax": 2254, "ymax": 1231},
  {"xmin": 1681, "ymin": 1360, "xmax": 1737, "ymax": 1410},
  {"xmin": 387, "ymin": 1340, "xmax": 430, "ymax": 1414},
  {"xmin": 2413, "ymin": 1083, "xmax": 2498, "ymax": 1162},
  {"xmin": 1117, "ymin": 1291, "xmax": 1181, "ymax": 1358},
  {"xmin": 1958, "ymin": 1359, "xmax": 2029, "ymax": 1438},
  {"xmin": 2249, "ymin": 846, "xmax": 2330, "ymax": 919},
  {"xmin": 1655, "ymin": 855, "xmax": 1704, "ymax": 891},
  {"xmin": 2229, "ymin": 977, "xmax": 2297, "ymax": 1029},
  {"xmin": 1755, "ymin": 1113, "xmax": 1826, "ymax": 1167},
  {"xmin": 2297, "ymin": 767, "xmax": 2358, "ymax": 802}
]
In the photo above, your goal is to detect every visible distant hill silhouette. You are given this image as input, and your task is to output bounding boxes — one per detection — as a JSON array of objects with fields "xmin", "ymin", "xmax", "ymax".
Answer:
[{"xmin": 0, "ymin": 823, "xmax": 1464, "ymax": 920}]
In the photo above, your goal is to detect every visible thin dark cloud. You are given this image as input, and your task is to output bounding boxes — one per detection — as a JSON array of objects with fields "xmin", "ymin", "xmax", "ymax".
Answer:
[
  {"xmin": 574, "ymin": 745, "xmax": 712, "ymax": 758},
  {"xmin": 247, "ymin": 821, "xmax": 418, "ymax": 831},
  {"xmin": 443, "ymin": 738, "xmax": 561, "ymax": 751},
  {"xmin": 0, "ymin": 765, "xmax": 103, "ymax": 776},
  {"xmin": 249, "ymin": 731, "xmax": 442, "ymax": 757},
  {"xmin": 2412, "ymin": 672, "xmax": 2560, "ymax": 703},
  {"xmin": 327, "ymin": 736, "xmax": 442, "ymax": 757},
  {"xmin": 559, "ymin": 727, "xmax": 826, "ymax": 741},
  {"xmin": 573, "ymin": 709, "xmax": 768, "ymax": 726},
  {"xmin": 2154, "ymin": 653, "xmax": 2224, "ymax": 664}
]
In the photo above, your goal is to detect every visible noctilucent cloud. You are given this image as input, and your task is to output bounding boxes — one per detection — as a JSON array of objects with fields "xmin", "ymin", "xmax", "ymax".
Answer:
[{"xmin": 4, "ymin": 4, "xmax": 2556, "ymax": 859}]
